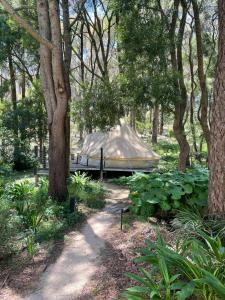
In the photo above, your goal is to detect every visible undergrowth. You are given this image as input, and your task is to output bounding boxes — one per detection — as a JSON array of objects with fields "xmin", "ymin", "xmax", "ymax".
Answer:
[
  {"xmin": 0, "ymin": 172, "xmax": 106, "ymax": 260},
  {"xmin": 113, "ymin": 168, "xmax": 208, "ymax": 219},
  {"xmin": 124, "ymin": 230, "xmax": 225, "ymax": 300},
  {"xmin": 69, "ymin": 172, "xmax": 106, "ymax": 209}
]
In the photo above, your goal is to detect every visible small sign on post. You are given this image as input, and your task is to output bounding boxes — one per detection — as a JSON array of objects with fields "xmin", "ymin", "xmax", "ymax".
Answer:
[
  {"xmin": 69, "ymin": 197, "xmax": 77, "ymax": 213},
  {"xmin": 100, "ymin": 147, "xmax": 104, "ymax": 181}
]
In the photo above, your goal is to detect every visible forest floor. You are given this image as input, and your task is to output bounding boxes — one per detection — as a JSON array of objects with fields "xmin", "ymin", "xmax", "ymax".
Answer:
[{"xmin": 0, "ymin": 183, "xmax": 171, "ymax": 300}]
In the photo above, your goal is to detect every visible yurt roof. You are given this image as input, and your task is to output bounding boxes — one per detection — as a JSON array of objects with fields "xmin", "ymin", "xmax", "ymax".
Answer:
[{"xmin": 80, "ymin": 125, "xmax": 160, "ymax": 161}]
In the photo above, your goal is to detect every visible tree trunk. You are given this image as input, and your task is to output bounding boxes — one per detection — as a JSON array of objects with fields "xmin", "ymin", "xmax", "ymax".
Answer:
[
  {"xmin": 39, "ymin": 137, "xmax": 43, "ymax": 162},
  {"xmin": 173, "ymin": 108, "xmax": 190, "ymax": 171},
  {"xmin": 191, "ymin": 0, "xmax": 210, "ymax": 148},
  {"xmin": 21, "ymin": 71, "xmax": 26, "ymax": 98},
  {"xmin": 190, "ymin": 93, "xmax": 198, "ymax": 153},
  {"xmin": 48, "ymin": 115, "xmax": 68, "ymax": 201},
  {"xmin": 8, "ymin": 49, "xmax": 19, "ymax": 168},
  {"xmin": 170, "ymin": 0, "xmax": 190, "ymax": 171},
  {"xmin": 8, "ymin": 50, "xmax": 18, "ymax": 137},
  {"xmin": 62, "ymin": 0, "xmax": 72, "ymax": 178},
  {"xmin": 188, "ymin": 20, "xmax": 198, "ymax": 154},
  {"xmin": 159, "ymin": 106, "xmax": 164, "ymax": 135},
  {"xmin": 152, "ymin": 104, "xmax": 159, "ymax": 144},
  {"xmin": 149, "ymin": 108, "xmax": 152, "ymax": 127},
  {"xmin": 0, "ymin": 0, "xmax": 70, "ymax": 201},
  {"xmin": 130, "ymin": 109, "xmax": 136, "ymax": 130},
  {"xmin": 37, "ymin": 0, "xmax": 69, "ymax": 202},
  {"xmin": 208, "ymin": 0, "xmax": 225, "ymax": 216},
  {"xmin": 79, "ymin": 21, "xmax": 85, "ymax": 139}
]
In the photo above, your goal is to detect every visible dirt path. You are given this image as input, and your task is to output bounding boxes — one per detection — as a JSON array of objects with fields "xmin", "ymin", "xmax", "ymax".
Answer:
[{"xmin": 25, "ymin": 184, "xmax": 129, "ymax": 300}]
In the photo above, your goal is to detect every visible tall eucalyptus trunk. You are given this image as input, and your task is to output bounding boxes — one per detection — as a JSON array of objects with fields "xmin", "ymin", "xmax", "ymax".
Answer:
[
  {"xmin": 188, "ymin": 20, "xmax": 198, "ymax": 154},
  {"xmin": 170, "ymin": 0, "xmax": 190, "ymax": 171},
  {"xmin": 38, "ymin": 0, "xmax": 69, "ymax": 201},
  {"xmin": 159, "ymin": 106, "xmax": 164, "ymax": 135},
  {"xmin": 191, "ymin": 0, "xmax": 210, "ymax": 148},
  {"xmin": 8, "ymin": 49, "xmax": 19, "ymax": 168},
  {"xmin": 152, "ymin": 104, "xmax": 159, "ymax": 144},
  {"xmin": 0, "ymin": 0, "xmax": 72, "ymax": 201},
  {"xmin": 208, "ymin": 0, "xmax": 225, "ymax": 216}
]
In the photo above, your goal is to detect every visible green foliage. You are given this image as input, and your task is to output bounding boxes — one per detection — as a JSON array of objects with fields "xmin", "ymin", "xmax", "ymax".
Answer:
[
  {"xmin": 0, "ymin": 161, "xmax": 12, "ymax": 197},
  {"xmin": 72, "ymin": 79, "xmax": 123, "ymax": 131},
  {"xmin": 112, "ymin": 175, "xmax": 130, "ymax": 186},
  {"xmin": 120, "ymin": 168, "xmax": 208, "ymax": 218},
  {"xmin": 115, "ymin": 0, "xmax": 179, "ymax": 112},
  {"xmin": 0, "ymin": 178, "xmax": 82, "ymax": 258},
  {"xmin": 172, "ymin": 208, "xmax": 225, "ymax": 242},
  {"xmin": 0, "ymin": 195, "xmax": 22, "ymax": 258},
  {"xmin": 152, "ymin": 139, "xmax": 180, "ymax": 170},
  {"xmin": 124, "ymin": 231, "xmax": 225, "ymax": 300},
  {"xmin": 0, "ymin": 79, "xmax": 10, "ymax": 100},
  {"xmin": 4, "ymin": 180, "xmax": 53, "ymax": 232},
  {"xmin": 69, "ymin": 172, "xmax": 106, "ymax": 209},
  {"xmin": 0, "ymin": 82, "xmax": 46, "ymax": 170},
  {"xmin": 13, "ymin": 142, "xmax": 38, "ymax": 171}
]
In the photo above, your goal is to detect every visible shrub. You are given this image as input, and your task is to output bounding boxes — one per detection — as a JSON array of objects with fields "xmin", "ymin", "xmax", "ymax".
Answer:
[
  {"xmin": 3, "ymin": 180, "xmax": 52, "ymax": 232},
  {"xmin": 12, "ymin": 143, "xmax": 38, "ymax": 171},
  {"xmin": 125, "ymin": 168, "xmax": 208, "ymax": 218},
  {"xmin": 0, "ymin": 159, "xmax": 12, "ymax": 175},
  {"xmin": 123, "ymin": 231, "xmax": 225, "ymax": 300},
  {"xmin": 0, "ymin": 179, "xmax": 82, "ymax": 257},
  {"xmin": 0, "ymin": 177, "xmax": 7, "ymax": 196},
  {"xmin": 0, "ymin": 196, "xmax": 23, "ymax": 258},
  {"xmin": 172, "ymin": 208, "xmax": 225, "ymax": 242},
  {"xmin": 69, "ymin": 172, "xmax": 106, "ymax": 209}
]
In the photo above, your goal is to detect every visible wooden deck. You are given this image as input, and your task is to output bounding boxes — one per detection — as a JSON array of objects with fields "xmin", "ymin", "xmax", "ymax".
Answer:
[{"xmin": 37, "ymin": 163, "xmax": 153, "ymax": 175}]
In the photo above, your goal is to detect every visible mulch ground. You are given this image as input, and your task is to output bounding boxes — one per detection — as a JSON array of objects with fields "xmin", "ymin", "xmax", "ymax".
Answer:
[
  {"xmin": 76, "ymin": 219, "xmax": 172, "ymax": 300},
  {"xmin": 0, "ymin": 208, "xmax": 172, "ymax": 300}
]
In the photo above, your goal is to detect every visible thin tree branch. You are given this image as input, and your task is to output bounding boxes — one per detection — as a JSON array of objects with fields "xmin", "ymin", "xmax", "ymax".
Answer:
[{"xmin": 0, "ymin": 0, "xmax": 54, "ymax": 49}]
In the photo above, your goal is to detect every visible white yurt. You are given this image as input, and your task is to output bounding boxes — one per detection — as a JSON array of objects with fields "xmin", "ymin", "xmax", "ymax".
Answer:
[{"xmin": 80, "ymin": 124, "xmax": 160, "ymax": 169}]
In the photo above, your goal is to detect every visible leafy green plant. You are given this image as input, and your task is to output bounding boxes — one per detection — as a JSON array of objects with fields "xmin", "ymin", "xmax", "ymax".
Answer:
[
  {"xmin": 4, "ymin": 180, "xmax": 54, "ymax": 232},
  {"xmin": 0, "ymin": 175, "xmax": 85, "ymax": 259},
  {"xmin": 26, "ymin": 232, "xmax": 36, "ymax": 261},
  {"xmin": 0, "ymin": 172, "xmax": 105, "ymax": 259},
  {"xmin": 172, "ymin": 208, "xmax": 225, "ymax": 242},
  {"xmin": 0, "ymin": 195, "xmax": 22, "ymax": 258},
  {"xmin": 123, "ymin": 168, "xmax": 208, "ymax": 218},
  {"xmin": 0, "ymin": 176, "xmax": 8, "ymax": 196},
  {"xmin": 124, "ymin": 231, "xmax": 225, "ymax": 300},
  {"xmin": 69, "ymin": 172, "xmax": 106, "ymax": 209}
]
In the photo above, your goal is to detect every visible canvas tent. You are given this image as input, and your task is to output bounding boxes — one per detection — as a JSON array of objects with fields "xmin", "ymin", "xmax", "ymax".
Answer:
[{"xmin": 80, "ymin": 125, "xmax": 160, "ymax": 169}]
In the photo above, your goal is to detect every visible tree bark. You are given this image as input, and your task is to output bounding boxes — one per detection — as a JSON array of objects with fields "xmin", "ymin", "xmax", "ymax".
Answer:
[
  {"xmin": 0, "ymin": 0, "xmax": 54, "ymax": 49},
  {"xmin": 188, "ymin": 19, "xmax": 198, "ymax": 154},
  {"xmin": 191, "ymin": 0, "xmax": 210, "ymax": 148},
  {"xmin": 208, "ymin": 0, "xmax": 225, "ymax": 216},
  {"xmin": 0, "ymin": 0, "xmax": 71, "ymax": 201},
  {"xmin": 37, "ymin": 0, "xmax": 69, "ymax": 202},
  {"xmin": 130, "ymin": 109, "xmax": 136, "ymax": 130},
  {"xmin": 152, "ymin": 104, "xmax": 159, "ymax": 144},
  {"xmin": 149, "ymin": 108, "xmax": 152, "ymax": 127},
  {"xmin": 8, "ymin": 49, "xmax": 19, "ymax": 168},
  {"xmin": 62, "ymin": 0, "xmax": 72, "ymax": 177},
  {"xmin": 170, "ymin": 0, "xmax": 190, "ymax": 171},
  {"xmin": 21, "ymin": 71, "xmax": 26, "ymax": 98},
  {"xmin": 79, "ymin": 21, "xmax": 85, "ymax": 138},
  {"xmin": 8, "ymin": 50, "xmax": 18, "ymax": 132},
  {"xmin": 159, "ymin": 106, "xmax": 164, "ymax": 135}
]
